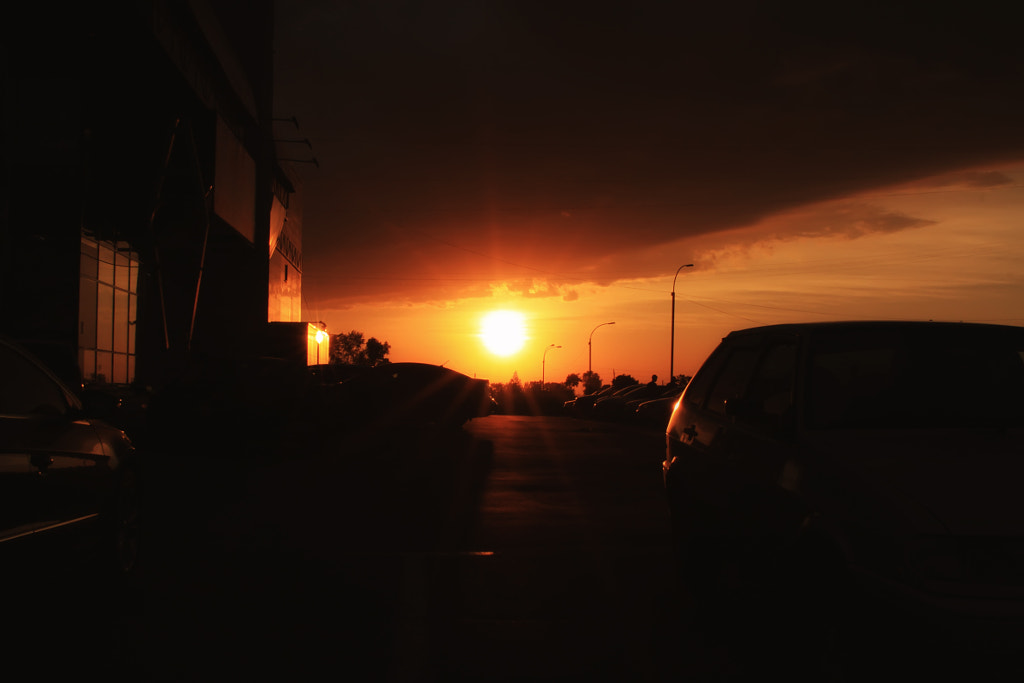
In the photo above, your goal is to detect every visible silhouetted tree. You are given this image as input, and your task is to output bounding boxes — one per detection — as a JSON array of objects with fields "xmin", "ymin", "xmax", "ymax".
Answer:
[
  {"xmin": 612, "ymin": 374, "xmax": 639, "ymax": 390},
  {"xmin": 330, "ymin": 331, "xmax": 363, "ymax": 364},
  {"xmin": 491, "ymin": 377, "xmax": 573, "ymax": 415},
  {"xmin": 582, "ymin": 371, "xmax": 602, "ymax": 394},
  {"xmin": 564, "ymin": 373, "xmax": 581, "ymax": 392},
  {"xmin": 329, "ymin": 330, "xmax": 391, "ymax": 366},
  {"xmin": 364, "ymin": 337, "xmax": 391, "ymax": 366}
]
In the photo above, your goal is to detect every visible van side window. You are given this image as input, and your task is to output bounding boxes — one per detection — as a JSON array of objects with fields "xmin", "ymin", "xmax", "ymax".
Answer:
[
  {"xmin": 744, "ymin": 342, "xmax": 798, "ymax": 420},
  {"xmin": 705, "ymin": 346, "xmax": 761, "ymax": 416},
  {"xmin": 682, "ymin": 344, "xmax": 730, "ymax": 409}
]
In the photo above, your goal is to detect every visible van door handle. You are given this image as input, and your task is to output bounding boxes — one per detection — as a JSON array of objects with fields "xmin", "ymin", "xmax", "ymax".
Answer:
[{"xmin": 682, "ymin": 425, "xmax": 698, "ymax": 440}]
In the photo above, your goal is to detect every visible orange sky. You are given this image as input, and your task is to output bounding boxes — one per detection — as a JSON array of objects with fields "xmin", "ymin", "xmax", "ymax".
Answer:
[
  {"xmin": 277, "ymin": 2, "xmax": 1024, "ymax": 386},
  {"xmin": 303, "ymin": 161, "xmax": 1024, "ymax": 386}
]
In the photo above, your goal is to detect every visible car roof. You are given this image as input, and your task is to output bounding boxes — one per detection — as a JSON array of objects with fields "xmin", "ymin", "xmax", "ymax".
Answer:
[
  {"xmin": 723, "ymin": 320, "xmax": 1024, "ymax": 340},
  {"xmin": 0, "ymin": 334, "xmax": 83, "ymax": 408}
]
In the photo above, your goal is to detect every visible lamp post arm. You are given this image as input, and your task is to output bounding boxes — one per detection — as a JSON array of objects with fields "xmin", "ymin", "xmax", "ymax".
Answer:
[
  {"xmin": 588, "ymin": 322, "xmax": 615, "ymax": 376},
  {"xmin": 542, "ymin": 344, "xmax": 560, "ymax": 385},
  {"xmin": 672, "ymin": 263, "xmax": 694, "ymax": 294}
]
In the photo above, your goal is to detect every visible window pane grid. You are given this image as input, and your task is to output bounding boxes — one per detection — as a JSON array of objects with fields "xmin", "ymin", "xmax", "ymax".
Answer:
[{"xmin": 79, "ymin": 235, "xmax": 138, "ymax": 385}]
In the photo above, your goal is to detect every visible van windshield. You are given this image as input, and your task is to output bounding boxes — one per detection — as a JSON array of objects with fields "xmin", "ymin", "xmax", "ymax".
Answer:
[{"xmin": 806, "ymin": 327, "xmax": 1024, "ymax": 429}]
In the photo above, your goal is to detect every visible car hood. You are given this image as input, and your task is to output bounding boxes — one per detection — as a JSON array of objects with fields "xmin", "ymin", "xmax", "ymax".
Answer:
[{"xmin": 803, "ymin": 428, "xmax": 1024, "ymax": 537}]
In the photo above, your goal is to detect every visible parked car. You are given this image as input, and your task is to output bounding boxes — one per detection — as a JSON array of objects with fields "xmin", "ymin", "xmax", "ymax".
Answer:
[
  {"xmin": 663, "ymin": 321, "xmax": 1024, "ymax": 671},
  {"xmin": 0, "ymin": 335, "xmax": 141, "ymax": 578},
  {"xmin": 593, "ymin": 383, "xmax": 667, "ymax": 421},
  {"xmin": 563, "ymin": 384, "xmax": 615, "ymax": 417},
  {"xmin": 323, "ymin": 362, "xmax": 493, "ymax": 430},
  {"xmin": 634, "ymin": 389, "xmax": 683, "ymax": 428}
]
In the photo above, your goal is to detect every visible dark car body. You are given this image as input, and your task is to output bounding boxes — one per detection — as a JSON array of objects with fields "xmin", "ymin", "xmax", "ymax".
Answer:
[
  {"xmin": 563, "ymin": 384, "xmax": 615, "ymax": 417},
  {"xmin": 592, "ymin": 383, "xmax": 667, "ymax": 421},
  {"xmin": 663, "ymin": 321, "xmax": 1024, "ymax": 661},
  {"xmin": 0, "ymin": 336, "xmax": 139, "ymax": 575},
  {"xmin": 634, "ymin": 389, "xmax": 684, "ymax": 428},
  {"xmin": 323, "ymin": 362, "xmax": 493, "ymax": 430}
]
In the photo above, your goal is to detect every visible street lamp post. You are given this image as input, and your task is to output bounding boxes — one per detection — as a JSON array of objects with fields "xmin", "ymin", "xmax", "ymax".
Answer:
[
  {"xmin": 588, "ymin": 321, "xmax": 616, "ymax": 376},
  {"xmin": 542, "ymin": 344, "xmax": 561, "ymax": 385},
  {"xmin": 670, "ymin": 264, "xmax": 694, "ymax": 384}
]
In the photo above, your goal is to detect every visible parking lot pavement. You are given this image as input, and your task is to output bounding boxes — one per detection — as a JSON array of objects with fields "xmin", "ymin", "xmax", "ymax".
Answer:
[
  {"xmin": 109, "ymin": 415, "xmax": 1001, "ymax": 682},
  {"xmin": 124, "ymin": 426, "xmax": 484, "ymax": 680}
]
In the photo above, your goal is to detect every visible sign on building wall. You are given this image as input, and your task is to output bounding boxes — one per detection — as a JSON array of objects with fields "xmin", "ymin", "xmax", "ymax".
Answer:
[{"xmin": 267, "ymin": 183, "xmax": 303, "ymax": 323}]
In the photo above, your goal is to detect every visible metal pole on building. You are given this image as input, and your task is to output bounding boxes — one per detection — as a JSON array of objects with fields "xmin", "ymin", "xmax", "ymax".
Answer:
[
  {"xmin": 187, "ymin": 122, "xmax": 214, "ymax": 352},
  {"xmin": 147, "ymin": 117, "xmax": 182, "ymax": 351}
]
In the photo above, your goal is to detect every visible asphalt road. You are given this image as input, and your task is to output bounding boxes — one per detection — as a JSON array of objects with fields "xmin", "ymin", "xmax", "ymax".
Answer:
[{"xmin": 105, "ymin": 414, "xmax": 695, "ymax": 682}]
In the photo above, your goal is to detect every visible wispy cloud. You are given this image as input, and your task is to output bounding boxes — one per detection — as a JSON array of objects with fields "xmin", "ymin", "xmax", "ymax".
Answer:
[
  {"xmin": 913, "ymin": 169, "xmax": 1016, "ymax": 189},
  {"xmin": 794, "ymin": 204, "xmax": 937, "ymax": 239}
]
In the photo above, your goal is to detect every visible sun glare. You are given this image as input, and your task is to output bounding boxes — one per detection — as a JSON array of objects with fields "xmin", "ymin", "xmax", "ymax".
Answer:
[{"xmin": 480, "ymin": 310, "xmax": 527, "ymax": 356}]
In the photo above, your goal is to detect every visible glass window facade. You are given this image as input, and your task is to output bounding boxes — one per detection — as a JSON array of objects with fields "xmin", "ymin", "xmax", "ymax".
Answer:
[{"xmin": 79, "ymin": 235, "xmax": 138, "ymax": 384}]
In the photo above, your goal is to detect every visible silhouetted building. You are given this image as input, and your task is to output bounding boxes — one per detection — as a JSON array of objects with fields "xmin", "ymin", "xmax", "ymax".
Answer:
[{"xmin": 2, "ymin": 1, "xmax": 306, "ymax": 393}]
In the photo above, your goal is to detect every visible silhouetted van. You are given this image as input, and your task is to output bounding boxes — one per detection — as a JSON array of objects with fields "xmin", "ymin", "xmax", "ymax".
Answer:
[{"xmin": 664, "ymin": 320, "xmax": 1024, "ymax": 675}]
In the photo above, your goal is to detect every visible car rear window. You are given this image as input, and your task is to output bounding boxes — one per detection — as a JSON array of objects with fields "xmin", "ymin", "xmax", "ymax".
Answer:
[{"xmin": 807, "ymin": 326, "xmax": 1024, "ymax": 429}]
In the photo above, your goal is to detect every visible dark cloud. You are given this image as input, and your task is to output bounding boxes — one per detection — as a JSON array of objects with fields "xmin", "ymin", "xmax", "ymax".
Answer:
[
  {"xmin": 276, "ymin": 0, "xmax": 1024, "ymax": 305},
  {"xmin": 941, "ymin": 170, "xmax": 1015, "ymax": 189},
  {"xmin": 798, "ymin": 207, "xmax": 938, "ymax": 240},
  {"xmin": 961, "ymin": 171, "xmax": 1015, "ymax": 188}
]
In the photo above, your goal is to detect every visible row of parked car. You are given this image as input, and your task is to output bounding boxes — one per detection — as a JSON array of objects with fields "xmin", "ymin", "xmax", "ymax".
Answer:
[
  {"xmin": 7, "ymin": 318, "xmax": 1023, "ymax": 676},
  {"xmin": 563, "ymin": 381, "xmax": 685, "ymax": 427}
]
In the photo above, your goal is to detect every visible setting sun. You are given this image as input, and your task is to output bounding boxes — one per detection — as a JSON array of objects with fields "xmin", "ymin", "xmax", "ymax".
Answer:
[{"xmin": 479, "ymin": 310, "xmax": 527, "ymax": 356}]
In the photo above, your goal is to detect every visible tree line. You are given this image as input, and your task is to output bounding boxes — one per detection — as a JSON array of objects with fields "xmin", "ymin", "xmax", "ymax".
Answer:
[
  {"xmin": 328, "ymin": 330, "xmax": 391, "ymax": 366},
  {"xmin": 324, "ymin": 329, "xmax": 694, "ymax": 417},
  {"xmin": 489, "ymin": 370, "xmax": 692, "ymax": 416}
]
